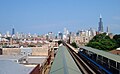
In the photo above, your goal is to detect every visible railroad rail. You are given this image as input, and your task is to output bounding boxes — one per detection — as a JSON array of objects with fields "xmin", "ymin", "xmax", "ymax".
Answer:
[{"xmin": 64, "ymin": 42, "xmax": 101, "ymax": 74}]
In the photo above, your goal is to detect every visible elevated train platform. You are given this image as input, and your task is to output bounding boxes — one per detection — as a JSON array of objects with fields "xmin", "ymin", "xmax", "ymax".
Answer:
[
  {"xmin": 50, "ymin": 45, "xmax": 82, "ymax": 74},
  {"xmin": 79, "ymin": 46, "xmax": 120, "ymax": 74},
  {"xmin": 49, "ymin": 42, "xmax": 120, "ymax": 74}
]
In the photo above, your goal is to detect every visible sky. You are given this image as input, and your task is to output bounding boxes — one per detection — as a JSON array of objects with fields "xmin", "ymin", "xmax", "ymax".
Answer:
[{"xmin": 0, "ymin": 0, "xmax": 120, "ymax": 35}]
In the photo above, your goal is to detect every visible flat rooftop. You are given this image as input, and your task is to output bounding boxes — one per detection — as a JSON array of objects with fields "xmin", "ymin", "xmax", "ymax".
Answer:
[
  {"xmin": 0, "ymin": 55, "xmax": 26, "ymax": 60},
  {"xmin": 27, "ymin": 56, "xmax": 47, "ymax": 65},
  {"xmin": 0, "ymin": 60, "xmax": 33, "ymax": 74}
]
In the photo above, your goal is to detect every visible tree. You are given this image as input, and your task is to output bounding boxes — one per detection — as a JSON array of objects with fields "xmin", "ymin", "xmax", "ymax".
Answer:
[
  {"xmin": 86, "ymin": 33, "xmax": 117, "ymax": 51},
  {"xmin": 28, "ymin": 44, "xmax": 36, "ymax": 47},
  {"xmin": 6, "ymin": 37, "xmax": 11, "ymax": 41},
  {"xmin": 71, "ymin": 42, "xmax": 78, "ymax": 48},
  {"xmin": 58, "ymin": 40, "xmax": 62, "ymax": 45},
  {"xmin": 113, "ymin": 34, "xmax": 120, "ymax": 47}
]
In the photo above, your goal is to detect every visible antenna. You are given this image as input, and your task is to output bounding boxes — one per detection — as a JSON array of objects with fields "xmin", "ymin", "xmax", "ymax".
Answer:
[
  {"xmin": 12, "ymin": 25, "xmax": 14, "ymax": 28},
  {"xmin": 100, "ymin": 14, "xmax": 102, "ymax": 18}
]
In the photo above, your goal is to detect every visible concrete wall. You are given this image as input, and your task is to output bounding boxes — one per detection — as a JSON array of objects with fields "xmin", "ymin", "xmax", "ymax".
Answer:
[
  {"xmin": 31, "ymin": 45, "xmax": 48, "ymax": 56},
  {"xmin": 2, "ymin": 44, "xmax": 49, "ymax": 56},
  {"xmin": 3, "ymin": 48, "xmax": 21, "ymax": 55}
]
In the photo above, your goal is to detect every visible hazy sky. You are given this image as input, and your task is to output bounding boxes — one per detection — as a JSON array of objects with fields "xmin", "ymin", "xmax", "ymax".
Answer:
[{"xmin": 0, "ymin": 0, "xmax": 120, "ymax": 34}]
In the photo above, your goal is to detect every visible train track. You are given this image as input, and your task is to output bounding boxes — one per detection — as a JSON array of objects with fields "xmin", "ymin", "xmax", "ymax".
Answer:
[{"xmin": 64, "ymin": 42, "xmax": 101, "ymax": 74}]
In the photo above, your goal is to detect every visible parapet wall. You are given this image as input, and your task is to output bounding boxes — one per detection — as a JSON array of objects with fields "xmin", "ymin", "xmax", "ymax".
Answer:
[
  {"xmin": 31, "ymin": 44, "xmax": 48, "ymax": 56},
  {"xmin": 2, "ymin": 44, "xmax": 48, "ymax": 56},
  {"xmin": 3, "ymin": 48, "xmax": 21, "ymax": 55}
]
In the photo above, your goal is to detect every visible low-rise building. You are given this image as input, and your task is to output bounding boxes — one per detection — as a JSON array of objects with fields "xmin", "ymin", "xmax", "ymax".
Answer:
[
  {"xmin": 0, "ymin": 60, "xmax": 40, "ymax": 74},
  {"xmin": 71, "ymin": 36, "xmax": 93, "ymax": 46}
]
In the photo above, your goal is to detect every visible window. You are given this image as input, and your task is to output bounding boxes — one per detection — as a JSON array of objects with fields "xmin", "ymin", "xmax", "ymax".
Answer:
[
  {"xmin": 98, "ymin": 55, "xmax": 102, "ymax": 60},
  {"xmin": 117, "ymin": 62, "xmax": 120, "ymax": 69},
  {"xmin": 103, "ymin": 57, "xmax": 108, "ymax": 64},
  {"xmin": 110, "ymin": 59, "xmax": 116, "ymax": 68}
]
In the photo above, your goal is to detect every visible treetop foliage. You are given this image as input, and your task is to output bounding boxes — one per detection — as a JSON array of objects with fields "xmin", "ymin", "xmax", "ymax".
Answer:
[
  {"xmin": 71, "ymin": 42, "xmax": 78, "ymax": 48},
  {"xmin": 86, "ymin": 33, "xmax": 119, "ymax": 51},
  {"xmin": 113, "ymin": 34, "xmax": 120, "ymax": 47}
]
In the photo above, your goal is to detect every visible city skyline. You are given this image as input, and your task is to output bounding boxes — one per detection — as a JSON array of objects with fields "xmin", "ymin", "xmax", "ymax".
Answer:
[{"xmin": 0, "ymin": 0, "xmax": 120, "ymax": 34}]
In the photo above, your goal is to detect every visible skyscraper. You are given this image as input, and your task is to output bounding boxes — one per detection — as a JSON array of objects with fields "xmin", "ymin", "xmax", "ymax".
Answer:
[
  {"xmin": 98, "ymin": 14, "xmax": 103, "ymax": 33},
  {"xmin": 106, "ymin": 26, "xmax": 109, "ymax": 33},
  {"xmin": 12, "ymin": 27, "xmax": 15, "ymax": 35}
]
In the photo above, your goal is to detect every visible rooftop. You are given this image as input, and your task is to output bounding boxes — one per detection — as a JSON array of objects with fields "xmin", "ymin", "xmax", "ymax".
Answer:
[
  {"xmin": 27, "ymin": 56, "xmax": 47, "ymax": 65},
  {"xmin": 0, "ymin": 60, "xmax": 33, "ymax": 74},
  {"xmin": 0, "ymin": 55, "xmax": 26, "ymax": 60},
  {"xmin": 109, "ymin": 50, "xmax": 120, "ymax": 55}
]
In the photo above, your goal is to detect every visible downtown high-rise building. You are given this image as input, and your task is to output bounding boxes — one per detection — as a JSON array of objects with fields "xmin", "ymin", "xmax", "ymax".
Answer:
[
  {"xmin": 98, "ymin": 14, "xmax": 103, "ymax": 33},
  {"xmin": 12, "ymin": 27, "xmax": 15, "ymax": 35},
  {"xmin": 12, "ymin": 28, "xmax": 15, "ymax": 35}
]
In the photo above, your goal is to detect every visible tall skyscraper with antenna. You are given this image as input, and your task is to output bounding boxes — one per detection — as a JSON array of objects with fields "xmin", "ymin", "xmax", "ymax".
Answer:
[
  {"xmin": 106, "ymin": 26, "xmax": 109, "ymax": 33},
  {"xmin": 98, "ymin": 14, "xmax": 103, "ymax": 33},
  {"xmin": 12, "ymin": 25, "xmax": 15, "ymax": 35}
]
